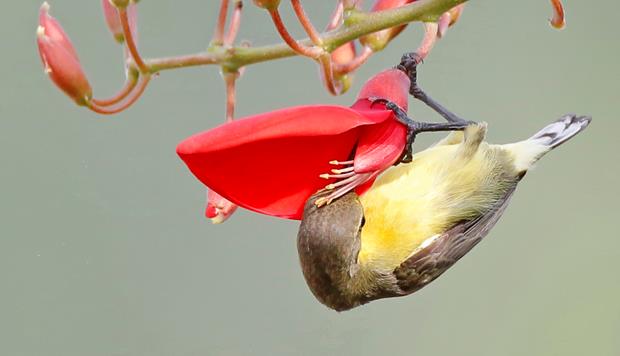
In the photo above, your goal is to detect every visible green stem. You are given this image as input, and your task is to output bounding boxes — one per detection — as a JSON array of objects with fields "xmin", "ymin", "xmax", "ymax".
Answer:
[{"xmin": 145, "ymin": 0, "xmax": 467, "ymax": 73}]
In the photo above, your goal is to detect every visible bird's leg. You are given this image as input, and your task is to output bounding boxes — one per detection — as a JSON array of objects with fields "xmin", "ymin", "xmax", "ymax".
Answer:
[
  {"xmin": 397, "ymin": 52, "xmax": 470, "ymax": 124},
  {"xmin": 369, "ymin": 98, "xmax": 472, "ymax": 163}
]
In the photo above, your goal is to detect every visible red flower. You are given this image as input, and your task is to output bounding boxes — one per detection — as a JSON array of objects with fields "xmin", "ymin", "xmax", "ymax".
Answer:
[
  {"xmin": 177, "ymin": 69, "xmax": 410, "ymax": 219},
  {"xmin": 37, "ymin": 2, "xmax": 92, "ymax": 106},
  {"xmin": 205, "ymin": 190, "xmax": 239, "ymax": 224},
  {"xmin": 101, "ymin": 0, "xmax": 138, "ymax": 43}
]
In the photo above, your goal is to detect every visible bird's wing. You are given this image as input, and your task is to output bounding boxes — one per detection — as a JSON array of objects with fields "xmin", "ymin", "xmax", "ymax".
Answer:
[{"xmin": 393, "ymin": 186, "xmax": 517, "ymax": 295}]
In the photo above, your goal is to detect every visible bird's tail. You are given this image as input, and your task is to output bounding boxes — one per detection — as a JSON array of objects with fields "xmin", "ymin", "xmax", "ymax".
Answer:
[
  {"xmin": 503, "ymin": 114, "xmax": 591, "ymax": 173},
  {"xmin": 527, "ymin": 114, "xmax": 592, "ymax": 149}
]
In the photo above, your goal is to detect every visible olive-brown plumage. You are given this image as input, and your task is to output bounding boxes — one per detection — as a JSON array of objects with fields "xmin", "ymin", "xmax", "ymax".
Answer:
[{"xmin": 297, "ymin": 115, "xmax": 591, "ymax": 311}]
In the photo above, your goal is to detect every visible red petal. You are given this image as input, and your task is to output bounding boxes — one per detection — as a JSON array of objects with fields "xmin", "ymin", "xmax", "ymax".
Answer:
[
  {"xmin": 350, "ymin": 99, "xmax": 407, "ymax": 174},
  {"xmin": 351, "ymin": 116, "xmax": 406, "ymax": 195},
  {"xmin": 205, "ymin": 202, "xmax": 217, "ymax": 218},
  {"xmin": 353, "ymin": 119, "xmax": 407, "ymax": 173},
  {"xmin": 177, "ymin": 105, "xmax": 393, "ymax": 219},
  {"xmin": 356, "ymin": 69, "xmax": 410, "ymax": 111},
  {"xmin": 205, "ymin": 189, "xmax": 238, "ymax": 223},
  {"xmin": 351, "ymin": 69, "xmax": 410, "ymax": 173},
  {"xmin": 178, "ymin": 105, "xmax": 391, "ymax": 153}
]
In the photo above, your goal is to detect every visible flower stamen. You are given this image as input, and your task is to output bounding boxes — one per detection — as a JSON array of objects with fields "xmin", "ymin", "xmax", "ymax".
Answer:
[
  {"xmin": 316, "ymin": 158, "xmax": 377, "ymax": 207},
  {"xmin": 329, "ymin": 160, "xmax": 354, "ymax": 166},
  {"xmin": 315, "ymin": 172, "xmax": 373, "ymax": 207},
  {"xmin": 331, "ymin": 166, "xmax": 354, "ymax": 174},
  {"xmin": 319, "ymin": 171, "xmax": 355, "ymax": 180},
  {"xmin": 325, "ymin": 174, "xmax": 360, "ymax": 190}
]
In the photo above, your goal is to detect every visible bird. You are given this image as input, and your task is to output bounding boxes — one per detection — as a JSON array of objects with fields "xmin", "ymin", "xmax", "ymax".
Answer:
[{"xmin": 297, "ymin": 114, "xmax": 591, "ymax": 311}]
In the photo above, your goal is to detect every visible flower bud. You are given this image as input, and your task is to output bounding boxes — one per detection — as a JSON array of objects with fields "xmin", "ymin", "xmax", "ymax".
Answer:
[
  {"xmin": 320, "ymin": 4, "xmax": 360, "ymax": 95},
  {"xmin": 205, "ymin": 190, "xmax": 238, "ymax": 224},
  {"xmin": 438, "ymin": 4, "xmax": 465, "ymax": 38},
  {"xmin": 447, "ymin": 4, "xmax": 465, "ymax": 25},
  {"xmin": 321, "ymin": 41, "xmax": 356, "ymax": 94},
  {"xmin": 101, "ymin": 0, "xmax": 138, "ymax": 43},
  {"xmin": 549, "ymin": 0, "xmax": 565, "ymax": 29},
  {"xmin": 360, "ymin": 0, "xmax": 416, "ymax": 51},
  {"xmin": 109, "ymin": 0, "xmax": 130, "ymax": 9},
  {"xmin": 332, "ymin": 41, "xmax": 357, "ymax": 65},
  {"xmin": 252, "ymin": 0, "xmax": 281, "ymax": 10},
  {"xmin": 37, "ymin": 2, "xmax": 92, "ymax": 106}
]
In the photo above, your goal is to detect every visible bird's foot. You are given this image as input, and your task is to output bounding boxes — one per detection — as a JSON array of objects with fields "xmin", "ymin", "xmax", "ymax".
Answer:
[
  {"xmin": 369, "ymin": 96, "xmax": 475, "ymax": 164},
  {"xmin": 368, "ymin": 97, "xmax": 416, "ymax": 163},
  {"xmin": 396, "ymin": 52, "xmax": 471, "ymax": 125}
]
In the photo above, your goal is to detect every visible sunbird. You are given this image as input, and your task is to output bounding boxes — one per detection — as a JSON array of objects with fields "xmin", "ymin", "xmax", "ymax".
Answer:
[
  {"xmin": 297, "ymin": 54, "xmax": 591, "ymax": 311},
  {"xmin": 176, "ymin": 52, "xmax": 591, "ymax": 311}
]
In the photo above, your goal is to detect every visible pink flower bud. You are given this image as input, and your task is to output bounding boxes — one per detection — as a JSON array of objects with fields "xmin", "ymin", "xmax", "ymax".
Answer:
[
  {"xmin": 109, "ymin": 0, "xmax": 130, "ymax": 8},
  {"xmin": 438, "ymin": 4, "xmax": 465, "ymax": 38},
  {"xmin": 320, "ymin": 3, "xmax": 361, "ymax": 94},
  {"xmin": 252, "ymin": 0, "xmax": 281, "ymax": 10},
  {"xmin": 447, "ymin": 4, "xmax": 465, "ymax": 25},
  {"xmin": 321, "ymin": 41, "xmax": 357, "ymax": 94},
  {"xmin": 332, "ymin": 41, "xmax": 357, "ymax": 66},
  {"xmin": 360, "ymin": 0, "xmax": 416, "ymax": 51},
  {"xmin": 549, "ymin": 0, "xmax": 565, "ymax": 29},
  {"xmin": 101, "ymin": 0, "xmax": 138, "ymax": 43},
  {"xmin": 37, "ymin": 2, "xmax": 92, "ymax": 106},
  {"xmin": 205, "ymin": 190, "xmax": 238, "ymax": 224}
]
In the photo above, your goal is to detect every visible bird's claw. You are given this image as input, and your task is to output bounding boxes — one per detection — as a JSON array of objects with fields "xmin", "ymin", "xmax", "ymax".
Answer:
[
  {"xmin": 400, "ymin": 52, "xmax": 424, "ymax": 69},
  {"xmin": 368, "ymin": 97, "xmax": 416, "ymax": 165}
]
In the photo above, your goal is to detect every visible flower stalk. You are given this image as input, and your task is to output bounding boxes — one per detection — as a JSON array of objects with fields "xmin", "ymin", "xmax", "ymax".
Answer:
[
  {"xmin": 37, "ymin": 0, "xmax": 570, "ymax": 221},
  {"xmin": 40, "ymin": 0, "xmax": 567, "ymax": 115},
  {"xmin": 291, "ymin": 0, "xmax": 323, "ymax": 46},
  {"xmin": 90, "ymin": 69, "xmax": 139, "ymax": 107},
  {"xmin": 119, "ymin": 6, "xmax": 148, "ymax": 74},
  {"xmin": 224, "ymin": 1, "xmax": 244, "ymax": 45},
  {"xmin": 145, "ymin": 0, "xmax": 468, "ymax": 73},
  {"xmin": 213, "ymin": 0, "xmax": 231, "ymax": 46},
  {"xmin": 267, "ymin": 7, "xmax": 323, "ymax": 58},
  {"xmin": 87, "ymin": 74, "xmax": 151, "ymax": 115}
]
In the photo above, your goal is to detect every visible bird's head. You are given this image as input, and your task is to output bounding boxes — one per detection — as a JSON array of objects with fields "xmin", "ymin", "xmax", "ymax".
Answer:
[{"xmin": 297, "ymin": 191, "xmax": 397, "ymax": 311}]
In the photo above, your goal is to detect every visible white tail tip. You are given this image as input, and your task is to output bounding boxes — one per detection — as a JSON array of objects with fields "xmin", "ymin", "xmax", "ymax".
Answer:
[{"xmin": 529, "ymin": 114, "xmax": 592, "ymax": 149}]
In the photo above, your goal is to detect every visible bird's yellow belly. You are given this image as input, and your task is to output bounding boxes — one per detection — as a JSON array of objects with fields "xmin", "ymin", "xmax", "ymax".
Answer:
[{"xmin": 357, "ymin": 145, "xmax": 502, "ymax": 272}]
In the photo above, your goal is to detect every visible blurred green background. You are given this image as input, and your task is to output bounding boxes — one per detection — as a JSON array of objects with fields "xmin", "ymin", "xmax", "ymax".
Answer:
[{"xmin": 1, "ymin": 1, "xmax": 618, "ymax": 355}]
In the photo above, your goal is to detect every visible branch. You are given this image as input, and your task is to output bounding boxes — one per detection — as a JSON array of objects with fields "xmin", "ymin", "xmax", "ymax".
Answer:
[{"xmin": 145, "ymin": 0, "xmax": 467, "ymax": 73}]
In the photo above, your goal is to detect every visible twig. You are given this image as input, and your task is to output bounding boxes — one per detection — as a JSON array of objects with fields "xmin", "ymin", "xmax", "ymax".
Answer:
[{"xmin": 144, "ymin": 0, "xmax": 467, "ymax": 73}]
